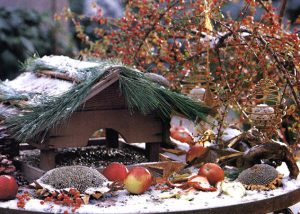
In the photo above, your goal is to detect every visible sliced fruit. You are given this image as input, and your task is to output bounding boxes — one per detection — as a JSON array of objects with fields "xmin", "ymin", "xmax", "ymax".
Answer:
[
  {"xmin": 187, "ymin": 175, "xmax": 217, "ymax": 191},
  {"xmin": 221, "ymin": 181, "xmax": 246, "ymax": 198}
]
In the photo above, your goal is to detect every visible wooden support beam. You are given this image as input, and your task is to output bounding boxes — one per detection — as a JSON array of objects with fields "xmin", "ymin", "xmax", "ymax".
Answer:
[
  {"xmin": 106, "ymin": 128, "xmax": 119, "ymax": 148},
  {"xmin": 39, "ymin": 149, "xmax": 56, "ymax": 171},
  {"xmin": 146, "ymin": 142, "xmax": 160, "ymax": 162},
  {"xmin": 162, "ymin": 121, "xmax": 172, "ymax": 148}
]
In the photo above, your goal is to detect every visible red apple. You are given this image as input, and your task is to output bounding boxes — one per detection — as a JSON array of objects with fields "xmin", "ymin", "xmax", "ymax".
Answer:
[
  {"xmin": 124, "ymin": 166, "xmax": 152, "ymax": 194},
  {"xmin": 0, "ymin": 175, "xmax": 18, "ymax": 200},
  {"xmin": 198, "ymin": 163, "xmax": 224, "ymax": 186},
  {"xmin": 170, "ymin": 126, "xmax": 194, "ymax": 145},
  {"xmin": 186, "ymin": 145, "xmax": 207, "ymax": 163},
  {"xmin": 103, "ymin": 162, "xmax": 129, "ymax": 183}
]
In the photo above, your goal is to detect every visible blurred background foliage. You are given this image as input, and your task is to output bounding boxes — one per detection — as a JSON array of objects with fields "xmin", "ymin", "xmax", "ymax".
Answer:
[
  {"xmin": 0, "ymin": 0, "xmax": 299, "ymax": 81},
  {"xmin": 68, "ymin": 0, "xmax": 300, "ymax": 51},
  {"xmin": 0, "ymin": 7, "xmax": 73, "ymax": 80}
]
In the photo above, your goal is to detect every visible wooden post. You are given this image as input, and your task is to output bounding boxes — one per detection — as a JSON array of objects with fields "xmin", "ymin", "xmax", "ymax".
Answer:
[
  {"xmin": 40, "ymin": 149, "xmax": 56, "ymax": 171},
  {"xmin": 106, "ymin": 128, "xmax": 119, "ymax": 148},
  {"xmin": 162, "ymin": 121, "xmax": 172, "ymax": 148},
  {"xmin": 146, "ymin": 142, "xmax": 160, "ymax": 161}
]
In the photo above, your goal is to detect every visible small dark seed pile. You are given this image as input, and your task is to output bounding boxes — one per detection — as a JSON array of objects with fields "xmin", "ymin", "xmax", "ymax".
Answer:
[
  {"xmin": 237, "ymin": 164, "xmax": 278, "ymax": 186},
  {"xmin": 39, "ymin": 165, "xmax": 107, "ymax": 193},
  {"xmin": 14, "ymin": 171, "xmax": 29, "ymax": 186},
  {"xmin": 55, "ymin": 145, "xmax": 147, "ymax": 168}
]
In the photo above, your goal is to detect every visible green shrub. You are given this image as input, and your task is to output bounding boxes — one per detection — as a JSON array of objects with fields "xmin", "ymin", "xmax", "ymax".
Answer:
[{"xmin": 0, "ymin": 8, "xmax": 56, "ymax": 80}]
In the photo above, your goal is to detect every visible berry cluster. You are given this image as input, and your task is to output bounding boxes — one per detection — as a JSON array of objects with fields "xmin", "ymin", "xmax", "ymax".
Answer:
[
  {"xmin": 16, "ymin": 191, "xmax": 30, "ymax": 208},
  {"xmin": 39, "ymin": 188, "xmax": 83, "ymax": 213}
]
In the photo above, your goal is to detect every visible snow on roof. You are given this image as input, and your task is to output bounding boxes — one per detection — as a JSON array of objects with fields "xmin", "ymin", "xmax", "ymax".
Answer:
[{"xmin": 5, "ymin": 72, "xmax": 73, "ymax": 97}]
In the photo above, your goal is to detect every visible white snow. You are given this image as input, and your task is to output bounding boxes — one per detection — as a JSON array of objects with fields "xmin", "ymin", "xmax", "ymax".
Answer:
[
  {"xmin": 33, "ymin": 55, "xmax": 100, "ymax": 81},
  {"xmin": 5, "ymin": 72, "xmax": 73, "ymax": 97},
  {"xmin": 189, "ymin": 87, "xmax": 206, "ymax": 101},
  {"xmin": 1, "ymin": 163, "xmax": 300, "ymax": 213},
  {"xmin": 221, "ymin": 127, "xmax": 242, "ymax": 142},
  {"xmin": 250, "ymin": 104, "xmax": 275, "ymax": 120}
]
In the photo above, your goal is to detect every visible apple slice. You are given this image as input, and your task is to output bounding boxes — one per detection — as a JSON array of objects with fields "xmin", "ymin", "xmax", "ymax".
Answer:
[{"xmin": 188, "ymin": 175, "xmax": 217, "ymax": 192}]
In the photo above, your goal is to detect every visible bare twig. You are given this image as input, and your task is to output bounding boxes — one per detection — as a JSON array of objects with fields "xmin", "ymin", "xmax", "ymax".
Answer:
[
  {"xmin": 212, "ymin": 24, "xmax": 300, "ymax": 108},
  {"xmin": 257, "ymin": 0, "xmax": 270, "ymax": 13},
  {"xmin": 256, "ymin": 34, "xmax": 300, "ymax": 108},
  {"xmin": 279, "ymin": 0, "xmax": 288, "ymax": 25},
  {"xmin": 216, "ymin": 104, "xmax": 229, "ymax": 147}
]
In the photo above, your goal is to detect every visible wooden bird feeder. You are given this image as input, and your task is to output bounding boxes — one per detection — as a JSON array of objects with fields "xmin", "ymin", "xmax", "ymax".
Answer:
[
  {"xmin": 30, "ymin": 69, "xmax": 169, "ymax": 170},
  {"xmin": 1, "ymin": 56, "xmax": 210, "ymax": 171}
]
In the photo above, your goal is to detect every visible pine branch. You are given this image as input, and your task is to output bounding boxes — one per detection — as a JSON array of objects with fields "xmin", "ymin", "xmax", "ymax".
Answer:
[
  {"xmin": 119, "ymin": 67, "xmax": 210, "ymax": 121},
  {"xmin": 0, "ymin": 82, "xmax": 29, "ymax": 102}
]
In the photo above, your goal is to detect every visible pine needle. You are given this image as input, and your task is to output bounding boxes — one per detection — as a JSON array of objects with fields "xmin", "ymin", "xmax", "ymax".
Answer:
[{"xmin": 119, "ymin": 67, "xmax": 210, "ymax": 121}]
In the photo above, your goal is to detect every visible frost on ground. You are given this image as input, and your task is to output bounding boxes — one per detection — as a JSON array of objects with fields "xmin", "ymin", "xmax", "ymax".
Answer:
[{"xmin": 1, "ymin": 163, "xmax": 300, "ymax": 213}]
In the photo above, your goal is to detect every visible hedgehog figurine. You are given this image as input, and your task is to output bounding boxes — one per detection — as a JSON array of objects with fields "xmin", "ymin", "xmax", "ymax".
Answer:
[
  {"xmin": 236, "ymin": 164, "xmax": 283, "ymax": 190},
  {"xmin": 34, "ymin": 165, "xmax": 110, "ymax": 194}
]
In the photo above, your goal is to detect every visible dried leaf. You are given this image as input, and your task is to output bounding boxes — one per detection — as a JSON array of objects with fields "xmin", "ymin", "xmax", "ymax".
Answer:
[
  {"xmin": 186, "ymin": 146, "xmax": 208, "ymax": 163},
  {"xmin": 155, "ymin": 177, "xmax": 167, "ymax": 185},
  {"xmin": 147, "ymin": 161, "xmax": 186, "ymax": 178},
  {"xmin": 159, "ymin": 153, "xmax": 173, "ymax": 162},
  {"xmin": 159, "ymin": 191, "xmax": 181, "ymax": 199},
  {"xmin": 204, "ymin": 85, "xmax": 218, "ymax": 107},
  {"xmin": 162, "ymin": 148, "xmax": 187, "ymax": 155},
  {"xmin": 82, "ymin": 194, "xmax": 90, "ymax": 205},
  {"xmin": 92, "ymin": 192, "xmax": 103, "ymax": 199},
  {"xmin": 187, "ymin": 146, "xmax": 241, "ymax": 166},
  {"xmin": 36, "ymin": 189, "xmax": 43, "ymax": 196},
  {"xmin": 33, "ymin": 181, "xmax": 43, "ymax": 189},
  {"xmin": 159, "ymin": 189, "xmax": 194, "ymax": 200},
  {"xmin": 204, "ymin": 1, "xmax": 213, "ymax": 32}
]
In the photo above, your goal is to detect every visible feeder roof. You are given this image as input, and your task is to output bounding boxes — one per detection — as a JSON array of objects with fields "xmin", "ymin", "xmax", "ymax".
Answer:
[{"xmin": 0, "ymin": 55, "xmax": 210, "ymax": 142}]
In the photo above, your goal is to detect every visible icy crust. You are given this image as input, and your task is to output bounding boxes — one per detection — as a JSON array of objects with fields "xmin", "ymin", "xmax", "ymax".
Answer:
[{"xmin": 1, "ymin": 163, "xmax": 300, "ymax": 213}]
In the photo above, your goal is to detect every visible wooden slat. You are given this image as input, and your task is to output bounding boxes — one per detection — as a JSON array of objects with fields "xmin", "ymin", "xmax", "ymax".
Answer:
[
  {"xmin": 80, "ymin": 81, "xmax": 126, "ymax": 111},
  {"xmin": 84, "ymin": 69, "xmax": 120, "ymax": 102},
  {"xmin": 46, "ymin": 109, "xmax": 162, "ymax": 148},
  {"xmin": 37, "ymin": 70, "xmax": 80, "ymax": 83}
]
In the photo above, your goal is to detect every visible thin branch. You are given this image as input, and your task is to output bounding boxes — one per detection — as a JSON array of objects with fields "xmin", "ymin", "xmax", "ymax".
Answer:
[
  {"xmin": 216, "ymin": 102, "xmax": 229, "ymax": 148},
  {"xmin": 133, "ymin": 1, "xmax": 179, "ymax": 64},
  {"xmin": 257, "ymin": 0, "xmax": 270, "ymax": 13},
  {"xmin": 279, "ymin": 0, "xmax": 288, "ymax": 25},
  {"xmin": 212, "ymin": 22, "xmax": 300, "ymax": 109},
  {"xmin": 256, "ymin": 34, "xmax": 300, "ymax": 108}
]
